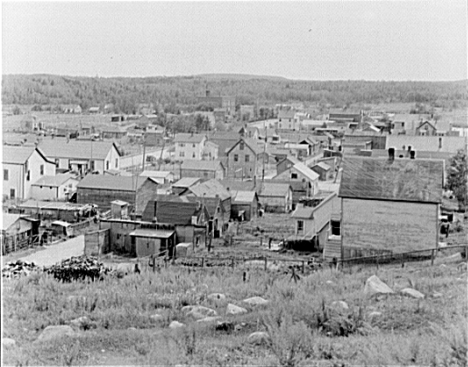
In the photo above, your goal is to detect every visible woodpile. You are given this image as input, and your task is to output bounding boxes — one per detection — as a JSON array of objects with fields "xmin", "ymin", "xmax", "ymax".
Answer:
[
  {"xmin": 2, "ymin": 260, "xmax": 39, "ymax": 278},
  {"xmin": 45, "ymin": 256, "xmax": 112, "ymax": 282}
]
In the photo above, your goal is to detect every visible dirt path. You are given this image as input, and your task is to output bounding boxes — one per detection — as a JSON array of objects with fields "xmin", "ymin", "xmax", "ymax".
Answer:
[{"xmin": 18, "ymin": 235, "xmax": 85, "ymax": 266}]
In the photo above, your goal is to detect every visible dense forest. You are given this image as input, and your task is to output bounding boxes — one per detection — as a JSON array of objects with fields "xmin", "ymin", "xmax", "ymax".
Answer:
[{"xmin": 2, "ymin": 74, "xmax": 467, "ymax": 114}]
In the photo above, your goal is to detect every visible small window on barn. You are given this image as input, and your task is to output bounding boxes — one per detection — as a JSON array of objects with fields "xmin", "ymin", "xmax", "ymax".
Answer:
[
  {"xmin": 291, "ymin": 172, "xmax": 298, "ymax": 179},
  {"xmin": 106, "ymin": 161, "xmax": 109, "ymax": 170},
  {"xmin": 234, "ymin": 154, "xmax": 239, "ymax": 162},
  {"xmin": 245, "ymin": 155, "xmax": 250, "ymax": 162},
  {"xmin": 40, "ymin": 165, "xmax": 44, "ymax": 175},
  {"xmin": 240, "ymin": 141, "xmax": 244, "ymax": 150},
  {"xmin": 3, "ymin": 169, "xmax": 8, "ymax": 181},
  {"xmin": 331, "ymin": 220, "xmax": 341, "ymax": 236},
  {"xmin": 179, "ymin": 143, "xmax": 185, "ymax": 147},
  {"xmin": 297, "ymin": 220, "xmax": 304, "ymax": 232},
  {"xmin": 115, "ymin": 159, "xmax": 118, "ymax": 168},
  {"xmin": 192, "ymin": 153, "xmax": 196, "ymax": 158},
  {"xmin": 192, "ymin": 144, "xmax": 196, "ymax": 148}
]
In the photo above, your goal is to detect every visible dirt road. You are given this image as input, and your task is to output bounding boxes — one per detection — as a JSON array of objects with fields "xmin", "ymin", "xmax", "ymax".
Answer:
[{"xmin": 19, "ymin": 235, "xmax": 85, "ymax": 266}]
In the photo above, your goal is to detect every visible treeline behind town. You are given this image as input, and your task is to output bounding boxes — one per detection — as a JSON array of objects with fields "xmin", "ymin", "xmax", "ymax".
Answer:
[{"xmin": 2, "ymin": 74, "xmax": 467, "ymax": 114}]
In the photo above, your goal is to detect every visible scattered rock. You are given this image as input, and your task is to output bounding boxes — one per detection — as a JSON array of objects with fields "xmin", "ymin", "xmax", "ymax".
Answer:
[
  {"xmin": 243, "ymin": 296, "xmax": 269, "ymax": 306},
  {"xmin": 207, "ymin": 293, "xmax": 226, "ymax": 301},
  {"xmin": 326, "ymin": 280, "xmax": 335, "ymax": 285},
  {"xmin": 331, "ymin": 301, "xmax": 349, "ymax": 310},
  {"xmin": 2, "ymin": 338, "xmax": 16, "ymax": 347},
  {"xmin": 226, "ymin": 303, "xmax": 247, "ymax": 315},
  {"xmin": 69, "ymin": 316, "xmax": 95, "ymax": 330},
  {"xmin": 36, "ymin": 325, "xmax": 75, "ymax": 342},
  {"xmin": 400, "ymin": 288, "xmax": 425, "ymax": 299},
  {"xmin": 150, "ymin": 314, "xmax": 164, "ymax": 322},
  {"xmin": 248, "ymin": 331, "xmax": 270, "ymax": 345},
  {"xmin": 169, "ymin": 321, "xmax": 185, "ymax": 329},
  {"xmin": 182, "ymin": 305, "xmax": 217, "ymax": 320},
  {"xmin": 364, "ymin": 275, "xmax": 394, "ymax": 296},
  {"xmin": 432, "ymin": 292, "xmax": 443, "ymax": 298},
  {"xmin": 196, "ymin": 316, "xmax": 222, "ymax": 323},
  {"xmin": 368, "ymin": 311, "xmax": 382, "ymax": 318},
  {"xmin": 128, "ymin": 327, "xmax": 137, "ymax": 331}
]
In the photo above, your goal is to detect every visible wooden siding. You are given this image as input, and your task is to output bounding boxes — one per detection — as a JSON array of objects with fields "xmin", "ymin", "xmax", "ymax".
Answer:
[
  {"xmin": 84, "ymin": 229, "xmax": 109, "ymax": 256},
  {"xmin": 342, "ymin": 198, "xmax": 438, "ymax": 255}
]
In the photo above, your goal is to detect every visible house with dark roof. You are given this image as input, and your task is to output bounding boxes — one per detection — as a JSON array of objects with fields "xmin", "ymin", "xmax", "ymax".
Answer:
[
  {"xmin": 225, "ymin": 137, "xmax": 265, "ymax": 179},
  {"xmin": 3, "ymin": 146, "xmax": 56, "ymax": 200},
  {"xmin": 180, "ymin": 160, "xmax": 225, "ymax": 180},
  {"xmin": 207, "ymin": 131, "xmax": 242, "ymax": 157},
  {"xmin": 31, "ymin": 173, "xmax": 79, "ymax": 201},
  {"xmin": 38, "ymin": 138, "xmax": 121, "ymax": 174},
  {"xmin": 174, "ymin": 133, "xmax": 207, "ymax": 160},
  {"xmin": 76, "ymin": 175, "xmax": 159, "ymax": 212},
  {"xmin": 330, "ymin": 156, "xmax": 445, "ymax": 261},
  {"xmin": 142, "ymin": 195, "xmax": 210, "ymax": 245},
  {"xmin": 310, "ymin": 162, "xmax": 332, "ymax": 181}
]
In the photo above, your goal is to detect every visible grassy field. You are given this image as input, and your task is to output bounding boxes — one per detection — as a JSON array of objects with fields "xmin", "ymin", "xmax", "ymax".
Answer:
[{"xmin": 2, "ymin": 249, "xmax": 467, "ymax": 366}]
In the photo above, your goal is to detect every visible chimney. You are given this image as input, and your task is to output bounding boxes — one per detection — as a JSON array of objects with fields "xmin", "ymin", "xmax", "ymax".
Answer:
[
  {"xmin": 410, "ymin": 150, "xmax": 416, "ymax": 159},
  {"xmin": 388, "ymin": 148, "xmax": 395, "ymax": 161}
]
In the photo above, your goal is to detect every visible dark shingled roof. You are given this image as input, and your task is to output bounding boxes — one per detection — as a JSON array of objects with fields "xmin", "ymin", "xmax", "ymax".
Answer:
[
  {"xmin": 77, "ymin": 175, "xmax": 152, "ymax": 191},
  {"xmin": 142, "ymin": 195, "xmax": 208, "ymax": 225},
  {"xmin": 339, "ymin": 157, "xmax": 444, "ymax": 204}
]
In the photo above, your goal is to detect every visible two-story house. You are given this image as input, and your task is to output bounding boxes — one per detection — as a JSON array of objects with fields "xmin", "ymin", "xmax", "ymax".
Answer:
[
  {"xmin": 3, "ymin": 146, "xmax": 56, "ymax": 200},
  {"xmin": 174, "ymin": 133, "xmax": 207, "ymax": 160},
  {"xmin": 225, "ymin": 137, "xmax": 263, "ymax": 178}
]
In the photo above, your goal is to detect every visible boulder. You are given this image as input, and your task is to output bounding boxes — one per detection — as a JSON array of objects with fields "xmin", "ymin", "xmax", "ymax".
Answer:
[
  {"xmin": 432, "ymin": 292, "xmax": 443, "ymax": 298},
  {"xmin": 169, "ymin": 321, "xmax": 185, "ymax": 329},
  {"xmin": 207, "ymin": 293, "xmax": 226, "ymax": 301},
  {"xmin": 36, "ymin": 325, "xmax": 75, "ymax": 342},
  {"xmin": 216, "ymin": 321, "xmax": 235, "ymax": 332},
  {"xmin": 196, "ymin": 316, "xmax": 222, "ymax": 323},
  {"xmin": 182, "ymin": 305, "xmax": 217, "ymax": 320},
  {"xmin": 364, "ymin": 275, "xmax": 394, "ymax": 296},
  {"xmin": 400, "ymin": 288, "xmax": 425, "ymax": 299},
  {"xmin": 226, "ymin": 303, "xmax": 247, "ymax": 315},
  {"xmin": 2, "ymin": 338, "xmax": 16, "ymax": 347},
  {"xmin": 248, "ymin": 331, "xmax": 270, "ymax": 345},
  {"xmin": 243, "ymin": 296, "xmax": 269, "ymax": 306},
  {"xmin": 150, "ymin": 314, "xmax": 164, "ymax": 322},
  {"xmin": 326, "ymin": 280, "xmax": 335, "ymax": 285},
  {"xmin": 70, "ymin": 316, "xmax": 94, "ymax": 329},
  {"xmin": 368, "ymin": 311, "xmax": 382, "ymax": 318},
  {"xmin": 331, "ymin": 301, "xmax": 349, "ymax": 310}
]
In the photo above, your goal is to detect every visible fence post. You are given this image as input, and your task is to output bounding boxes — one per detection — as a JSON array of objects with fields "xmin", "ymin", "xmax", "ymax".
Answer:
[
  {"xmin": 301, "ymin": 261, "xmax": 305, "ymax": 274},
  {"xmin": 264, "ymin": 257, "xmax": 268, "ymax": 271},
  {"xmin": 201, "ymin": 257, "xmax": 205, "ymax": 268},
  {"xmin": 231, "ymin": 257, "xmax": 235, "ymax": 269},
  {"xmin": 260, "ymin": 237, "xmax": 263, "ymax": 247},
  {"xmin": 431, "ymin": 249, "xmax": 435, "ymax": 266}
]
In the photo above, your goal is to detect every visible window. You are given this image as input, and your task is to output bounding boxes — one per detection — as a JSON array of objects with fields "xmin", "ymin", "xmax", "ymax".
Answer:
[
  {"xmin": 291, "ymin": 172, "xmax": 298, "ymax": 179},
  {"xmin": 331, "ymin": 220, "xmax": 341, "ymax": 236},
  {"xmin": 40, "ymin": 165, "xmax": 44, "ymax": 175},
  {"xmin": 10, "ymin": 188, "xmax": 15, "ymax": 199},
  {"xmin": 234, "ymin": 154, "xmax": 239, "ymax": 162},
  {"xmin": 3, "ymin": 169, "xmax": 8, "ymax": 181},
  {"xmin": 192, "ymin": 144, "xmax": 196, "ymax": 148},
  {"xmin": 90, "ymin": 161, "xmax": 95, "ymax": 170},
  {"xmin": 203, "ymin": 172, "xmax": 208, "ymax": 177},
  {"xmin": 192, "ymin": 153, "xmax": 196, "ymax": 158},
  {"xmin": 115, "ymin": 159, "xmax": 118, "ymax": 168},
  {"xmin": 245, "ymin": 155, "xmax": 250, "ymax": 162},
  {"xmin": 297, "ymin": 220, "xmax": 304, "ymax": 232},
  {"xmin": 26, "ymin": 170, "xmax": 30, "ymax": 181},
  {"xmin": 106, "ymin": 161, "xmax": 109, "ymax": 170},
  {"xmin": 240, "ymin": 141, "xmax": 244, "ymax": 150},
  {"xmin": 179, "ymin": 152, "xmax": 185, "ymax": 157},
  {"xmin": 179, "ymin": 143, "xmax": 185, "ymax": 147}
]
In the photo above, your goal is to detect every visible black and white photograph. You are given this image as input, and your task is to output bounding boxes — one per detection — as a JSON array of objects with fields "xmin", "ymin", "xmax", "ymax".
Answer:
[{"xmin": 1, "ymin": 1, "xmax": 467, "ymax": 365}]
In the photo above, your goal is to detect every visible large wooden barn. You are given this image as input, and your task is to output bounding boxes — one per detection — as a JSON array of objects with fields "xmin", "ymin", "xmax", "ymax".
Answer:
[{"xmin": 332, "ymin": 154, "xmax": 445, "ymax": 260}]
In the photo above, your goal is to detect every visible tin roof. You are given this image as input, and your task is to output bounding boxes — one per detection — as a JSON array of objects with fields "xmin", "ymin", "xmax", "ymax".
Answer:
[
  {"xmin": 130, "ymin": 229, "xmax": 174, "ymax": 238},
  {"xmin": 77, "ymin": 175, "xmax": 152, "ymax": 191}
]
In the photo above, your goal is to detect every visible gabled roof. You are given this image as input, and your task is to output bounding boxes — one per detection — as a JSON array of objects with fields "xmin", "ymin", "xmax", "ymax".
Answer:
[
  {"xmin": 292, "ymin": 162, "xmax": 320, "ymax": 181},
  {"xmin": 312, "ymin": 162, "xmax": 331, "ymax": 171},
  {"xmin": 32, "ymin": 173, "xmax": 76, "ymax": 187},
  {"xmin": 172, "ymin": 177, "xmax": 202, "ymax": 188},
  {"xmin": 181, "ymin": 160, "xmax": 224, "ymax": 172},
  {"xmin": 142, "ymin": 195, "xmax": 208, "ymax": 225},
  {"xmin": 2, "ymin": 146, "xmax": 53, "ymax": 165},
  {"xmin": 174, "ymin": 133, "xmax": 206, "ymax": 144},
  {"xmin": 226, "ymin": 137, "xmax": 263, "ymax": 155},
  {"xmin": 187, "ymin": 179, "xmax": 231, "ymax": 201},
  {"xmin": 291, "ymin": 206, "xmax": 315, "ymax": 219},
  {"xmin": 232, "ymin": 190, "xmax": 257, "ymax": 204},
  {"xmin": 140, "ymin": 170, "xmax": 172, "ymax": 178},
  {"xmin": 1, "ymin": 213, "xmax": 21, "ymax": 231},
  {"xmin": 219, "ymin": 179, "xmax": 256, "ymax": 192},
  {"xmin": 339, "ymin": 157, "xmax": 444, "ymax": 204},
  {"xmin": 259, "ymin": 182, "xmax": 291, "ymax": 197},
  {"xmin": 416, "ymin": 120, "xmax": 437, "ymax": 131},
  {"xmin": 38, "ymin": 139, "xmax": 120, "ymax": 160},
  {"xmin": 77, "ymin": 175, "xmax": 153, "ymax": 191}
]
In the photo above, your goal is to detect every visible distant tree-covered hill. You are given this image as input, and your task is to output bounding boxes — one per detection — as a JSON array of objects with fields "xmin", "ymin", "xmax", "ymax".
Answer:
[{"xmin": 2, "ymin": 74, "xmax": 466, "ymax": 114}]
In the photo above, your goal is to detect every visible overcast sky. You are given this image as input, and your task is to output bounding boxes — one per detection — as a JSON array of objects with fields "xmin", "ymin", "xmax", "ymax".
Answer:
[{"xmin": 2, "ymin": 1, "xmax": 467, "ymax": 81}]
